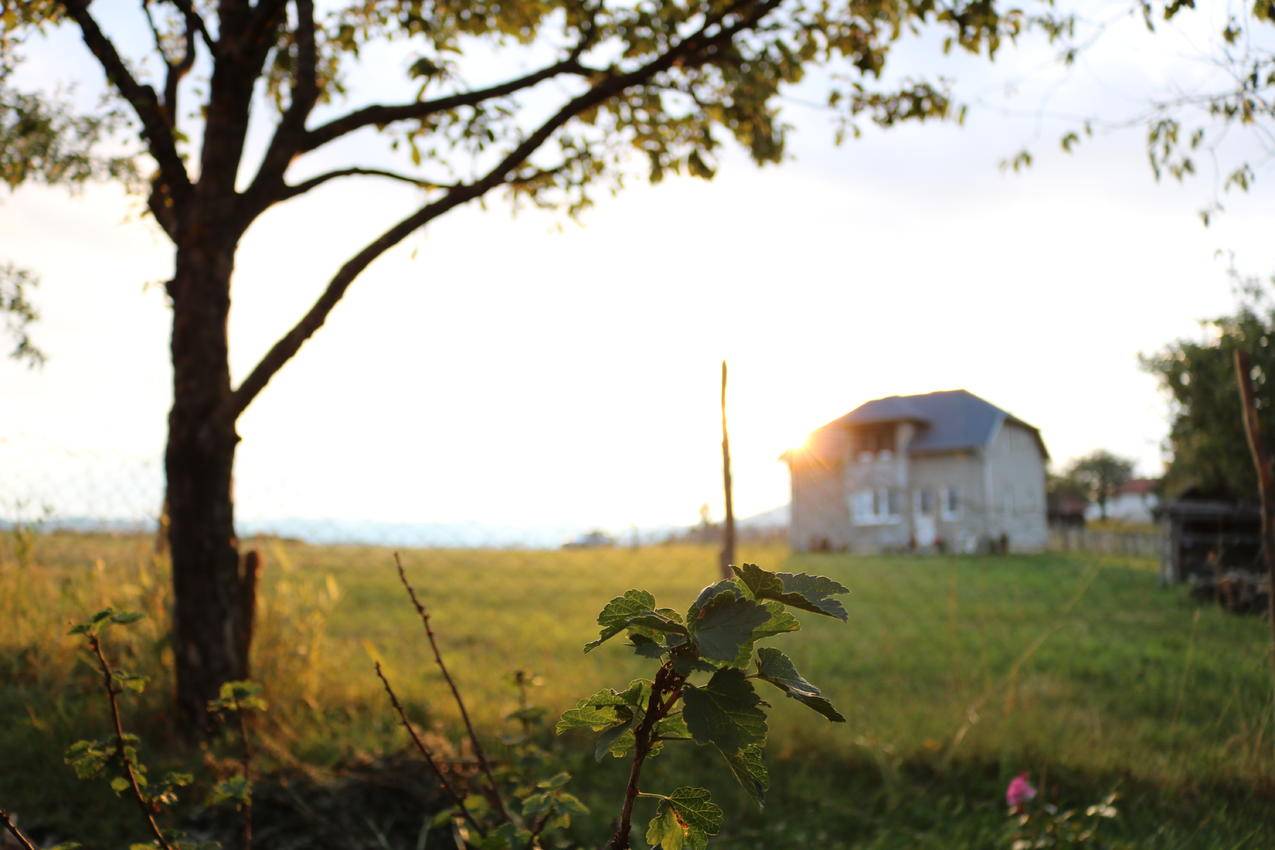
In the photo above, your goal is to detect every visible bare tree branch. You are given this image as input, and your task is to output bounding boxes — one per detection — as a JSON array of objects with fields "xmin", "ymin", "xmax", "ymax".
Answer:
[
  {"xmin": 276, "ymin": 166, "xmax": 458, "ymax": 202},
  {"xmin": 394, "ymin": 554, "xmax": 512, "ymax": 824},
  {"xmin": 0, "ymin": 810, "xmax": 39, "ymax": 850},
  {"xmin": 374, "ymin": 662, "xmax": 486, "ymax": 838},
  {"xmin": 166, "ymin": 0, "xmax": 216, "ymax": 53},
  {"xmin": 240, "ymin": 0, "xmax": 321, "ymax": 222},
  {"xmin": 60, "ymin": 0, "xmax": 191, "ymax": 200},
  {"xmin": 300, "ymin": 56, "xmax": 594, "ymax": 154},
  {"xmin": 228, "ymin": 0, "xmax": 782, "ymax": 419},
  {"xmin": 141, "ymin": 0, "xmax": 198, "ymax": 127}
]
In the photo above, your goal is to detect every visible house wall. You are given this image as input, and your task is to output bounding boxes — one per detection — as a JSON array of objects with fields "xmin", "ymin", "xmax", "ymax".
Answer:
[
  {"xmin": 788, "ymin": 427, "xmax": 852, "ymax": 551},
  {"xmin": 1084, "ymin": 492, "xmax": 1159, "ymax": 524},
  {"xmin": 982, "ymin": 421, "xmax": 1048, "ymax": 551},
  {"xmin": 908, "ymin": 452, "xmax": 986, "ymax": 553},
  {"xmin": 839, "ymin": 424, "xmax": 912, "ymax": 553}
]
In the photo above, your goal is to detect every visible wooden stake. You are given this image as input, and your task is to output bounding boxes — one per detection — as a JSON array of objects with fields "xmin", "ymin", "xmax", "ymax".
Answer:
[
  {"xmin": 719, "ymin": 360, "xmax": 736, "ymax": 580},
  {"xmin": 1232, "ymin": 350, "xmax": 1275, "ymax": 672}
]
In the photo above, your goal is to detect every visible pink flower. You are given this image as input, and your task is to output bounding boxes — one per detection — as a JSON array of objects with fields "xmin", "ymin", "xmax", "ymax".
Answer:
[{"xmin": 1006, "ymin": 773, "xmax": 1037, "ymax": 810}]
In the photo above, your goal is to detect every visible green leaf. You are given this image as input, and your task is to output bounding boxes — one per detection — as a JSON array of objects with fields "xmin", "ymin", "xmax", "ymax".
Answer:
[
  {"xmin": 755, "ymin": 647, "xmax": 846, "ymax": 722},
  {"xmin": 732, "ymin": 564, "xmax": 850, "ymax": 621},
  {"xmin": 594, "ymin": 706, "xmax": 637, "ymax": 762},
  {"xmin": 109, "ymin": 776, "xmax": 130, "ymax": 795},
  {"xmin": 666, "ymin": 787, "xmax": 723, "ymax": 835},
  {"xmin": 689, "ymin": 591, "xmax": 770, "ymax": 662},
  {"xmin": 686, "ymin": 579, "xmax": 738, "ymax": 623},
  {"xmin": 535, "ymin": 771, "xmax": 572, "ymax": 791},
  {"xmin": 654, "ymin": 714, "xmax": 691, "ymax": 740},
  {"xmin": 112, "ymin": 671, "xmax": 149, "ymax": 693},
  {"xmin": 646, "ymin": 805, "xmax": 694, "ymax": 850},
  {"xmin": 584, "ymin": 590, "xmax": 688, "ymax": 652},
  {"xmin": 720, "ymin": 743, "xmax": 769, "ymax": 807},
  {"xmin": 681, "ymin": 668, "xmax": 767, "ymax": 753},
  {"xmin": 629, "ymin": 634, "xmax": 666, "ymax": 659},
  {"xmin": 646, "ymin": 786, "xmax": 724, "ymax": 850},
  {"xmin": 109, "ymin": 610, "xmax": 144, "ymax": 625}
]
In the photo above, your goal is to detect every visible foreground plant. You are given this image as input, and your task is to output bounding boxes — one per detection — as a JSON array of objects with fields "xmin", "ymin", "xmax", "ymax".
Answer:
[
  {"xmin": 558, "ymin": 562, "xmax": 850, "ymax": 849},
  {"xmin": 3, "ymin": 559, "xmax": 847, "ymax": 849}
]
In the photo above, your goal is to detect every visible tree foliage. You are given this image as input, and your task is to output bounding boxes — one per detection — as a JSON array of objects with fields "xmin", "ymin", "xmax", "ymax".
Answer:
[
  {"xmin": 1141, "ymin": 271, "xmax": 1275, "ymax": 501},
  {"xmin": 1007, "ymin": 0, "xmax": 1275, "ymax": 224},
  {"xmin": 1064, "ymin": 450, "xmax": 1134, "ymax": 519}
]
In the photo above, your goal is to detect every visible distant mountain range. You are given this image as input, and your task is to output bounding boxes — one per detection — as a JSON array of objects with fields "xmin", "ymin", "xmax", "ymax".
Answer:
[{"xmin": 4, "ymin": 505, "xmax": 791, "ymax": 549}]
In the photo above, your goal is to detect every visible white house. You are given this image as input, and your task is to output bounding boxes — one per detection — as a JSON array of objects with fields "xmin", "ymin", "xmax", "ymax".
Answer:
[
  {"xmin": 785, "ymin": 390, "xmax": 1049, "ymax": 554},
  {"xmin": 1084, "ymin": 478, "xmax": 1159, "ymax": 524}
]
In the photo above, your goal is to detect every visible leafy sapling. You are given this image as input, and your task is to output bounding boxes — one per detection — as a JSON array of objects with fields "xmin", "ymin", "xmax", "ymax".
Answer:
[
  {"xmin": 207, "ymin": 681, "xmax": 268, "ymax": 850},
  {"xmin": 65, "ymin": 609, "xmax": 196, "ymax": 850},
  {"xmin": 557, "ymin": 563, "xmax": 850, "ymax": 849}
]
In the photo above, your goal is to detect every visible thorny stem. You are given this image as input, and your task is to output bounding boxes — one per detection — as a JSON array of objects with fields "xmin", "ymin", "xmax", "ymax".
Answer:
[
  {"xmin": 87, "ymin": 635, "xmax": 176, "ymax": 850},
  {"xmin": 374, "ymin": 662, "xmax": 486, "ymax": 838},
  {"xmin": 605, "ymin": 664, "xmax": 684, "ymax": 850},
  {"xmin": 0, "ymin": 809, "xmax": 39, "ymax": 850},
  {"xmin": 395, "ymin": 553, "xmax": 512, "ymax": 823}
]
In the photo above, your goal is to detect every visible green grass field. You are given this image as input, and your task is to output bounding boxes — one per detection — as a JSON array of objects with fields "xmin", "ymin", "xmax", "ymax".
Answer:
[{"xmin": 2, "ymin": 534, "xmax": 1272, "ymax": 848}]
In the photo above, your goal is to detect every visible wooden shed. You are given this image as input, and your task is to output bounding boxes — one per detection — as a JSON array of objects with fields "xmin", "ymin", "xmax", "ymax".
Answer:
[{"xmin": 1157, "ymin": 497, "xmax": 1261, "ymax": 585}]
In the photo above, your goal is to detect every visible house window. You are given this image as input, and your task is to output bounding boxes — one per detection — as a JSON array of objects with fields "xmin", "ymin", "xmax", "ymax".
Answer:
[
  {"xmin": 941, "ymin": 487, "xmax": 959, "ymax": 519},
  {"xmin": 850, "ymin": 488, "xmax": 902, "ymax": 524},
  {"xmin": 916, "ymin": 488, "xmax": 934, "ymax": 516}
]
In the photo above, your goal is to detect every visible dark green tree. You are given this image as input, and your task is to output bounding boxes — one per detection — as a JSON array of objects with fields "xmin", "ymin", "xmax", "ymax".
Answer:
[
  {"xmin": 0, "ymin": 0, "xmax": 1057, "ymax": 731},
  {"xmin": 1142, "ymin": 274, "xmax": 1275, "ymax": 501},
  {"xmin": 1065, "ymin": 450, "xmax": 1134, "ymax": 520}
]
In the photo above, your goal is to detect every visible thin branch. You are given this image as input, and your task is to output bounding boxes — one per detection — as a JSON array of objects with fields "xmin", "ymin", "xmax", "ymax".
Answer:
[
  {"xmin": 226, "ymin": 0, "xmax": 782, "ymax": 420},
  {"xmin": 393, "ymin": 554, "xmax": 512, "ymax": 824},
  {"xmin": 0, "ymin": 810, "xmax": 39, "ymax": 850},
  {"xmin": 300, "ymin": 57, "xmax": 594, "ymax": 154},
  {"xmin": 240, "ymin": 0, "xmax": 322, "ymax": 222},
  {"xmin": 141, "ymin": 0, "xmax": 198, "ymax": 127},
  {"xmin": 60, "ymin": 0, "xmax": 190, "ymax": 200},
  {"xmin": 373, "ymin": 662, "xmax": 486, "ymax": 838},
  {"xmin": 605, "ymin": 663, "xmax": 683, "ymax": 850},
  {"xmin": 276, "ymin": 167, "xmax": 458, "ymax": 202},
  {"xmin": 87, "ymin": 635, "xmax": 176, "ymax": 850},
  {"xmin": 165, "ymin": 0, "xmax": 216, "ymax": 53}
]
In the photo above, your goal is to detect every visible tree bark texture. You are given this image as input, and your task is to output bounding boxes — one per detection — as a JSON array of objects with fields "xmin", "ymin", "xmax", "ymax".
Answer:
[{"xmin": 166, "ymin": 230, "xmax": 251, "ymax": 731}]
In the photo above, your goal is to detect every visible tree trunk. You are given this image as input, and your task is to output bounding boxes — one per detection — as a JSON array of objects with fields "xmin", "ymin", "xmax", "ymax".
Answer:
[{"xmin": 166, "ymin": 234, "xmax": 250, "ymax": 733}]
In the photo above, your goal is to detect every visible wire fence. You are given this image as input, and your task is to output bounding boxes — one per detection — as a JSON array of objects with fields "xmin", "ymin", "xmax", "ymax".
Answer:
[{"xmin": 3, "ymin": 432, "xmax": 1166, "ymax": 562}]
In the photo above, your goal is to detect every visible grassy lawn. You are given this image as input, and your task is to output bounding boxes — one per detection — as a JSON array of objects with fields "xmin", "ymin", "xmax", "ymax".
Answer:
[{"xmin": 2, "ymin": 534, "xmax": 1272, "ymax": 848}]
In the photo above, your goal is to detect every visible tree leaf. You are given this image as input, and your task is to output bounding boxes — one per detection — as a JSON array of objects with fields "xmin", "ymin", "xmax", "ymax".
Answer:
[
  {"xmin": 755, "ymin": 647, "xmax": 845, "ymax": 722},
  {"xmin": 584, "ymin": 590, "xmax": 687, "ymax": 652},
  {"xmin": 689, "ymin": 591, "xmax": 770, "ymax": 663},
  {"xmin": 732, "ymin": 564, "xmax": 850, "ymax": 621},
  {"xmin": 681, "ymin": 668, "xmax": 767, "ymax": 753},
  {"xmin": 720, "ymin": 742, "xmax": 769, "ymax": 807}
]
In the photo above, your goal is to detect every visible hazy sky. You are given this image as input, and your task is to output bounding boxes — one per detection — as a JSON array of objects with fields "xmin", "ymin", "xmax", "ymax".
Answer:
[{"xmin": 3, "ymin": 3, "xmax": 1273, "ymax": 538}]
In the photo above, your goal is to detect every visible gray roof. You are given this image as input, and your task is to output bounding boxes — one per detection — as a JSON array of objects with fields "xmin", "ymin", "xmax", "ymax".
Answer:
[{"xmin": 830, "ymin": 389, "xmax": 1048, "ymax": 458}]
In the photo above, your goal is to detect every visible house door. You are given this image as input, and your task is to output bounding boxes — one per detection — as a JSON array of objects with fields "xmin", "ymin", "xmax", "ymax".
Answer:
[{"xmin": 914, "ymin": 489, "xmax": 937, "ymax": 547}]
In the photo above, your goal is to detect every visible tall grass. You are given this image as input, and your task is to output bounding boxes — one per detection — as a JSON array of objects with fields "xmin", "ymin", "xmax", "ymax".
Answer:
[{"xmin": 3, "ymin": 532, "xmax": 1273, "ymax": 847}]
